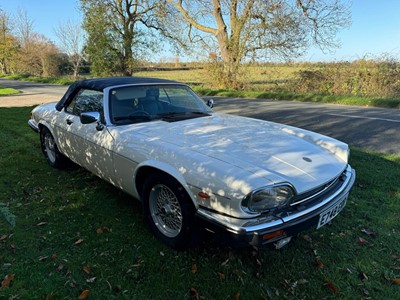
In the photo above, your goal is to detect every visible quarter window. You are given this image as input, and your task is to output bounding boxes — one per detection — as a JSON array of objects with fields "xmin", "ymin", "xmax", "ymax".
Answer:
[{"xmin": 65, "ymin": 89, "xmax": 104, "ymax": 118}]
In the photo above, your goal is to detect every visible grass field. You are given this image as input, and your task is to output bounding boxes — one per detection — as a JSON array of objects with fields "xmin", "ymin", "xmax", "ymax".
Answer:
[{"xmin": 1, "ymin": 107, "xmax": 399, "ymax": 299}]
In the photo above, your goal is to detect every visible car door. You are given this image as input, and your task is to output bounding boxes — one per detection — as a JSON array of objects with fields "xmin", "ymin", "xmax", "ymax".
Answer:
[{"xmin": 59, "ymin": 89, "xmax": 116, "ymax": 183}]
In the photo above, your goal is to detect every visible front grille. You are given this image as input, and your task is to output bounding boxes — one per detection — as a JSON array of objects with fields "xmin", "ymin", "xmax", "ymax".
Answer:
[{"xmin": 290, "ymin": 168, "xmax": 347, "ymax": 207}]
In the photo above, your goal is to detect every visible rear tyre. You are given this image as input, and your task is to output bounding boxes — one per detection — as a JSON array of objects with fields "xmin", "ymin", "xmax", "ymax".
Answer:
[
  {"xmin": 40, "ymin": 127, "xmax": 70, "ymax": 168},
  {"xmin": 142, "ymin": 172, "xmax": 196, "ymax": 249}
]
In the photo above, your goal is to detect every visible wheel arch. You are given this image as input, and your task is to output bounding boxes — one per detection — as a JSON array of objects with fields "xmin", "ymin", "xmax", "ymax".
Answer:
[
  {"xmin": 38, "ymin": 121, "xmax": 55, "ymax": 138},
  {"xmin": 134, "ymin": 161, "xmax": 198, "ymax": 209}
]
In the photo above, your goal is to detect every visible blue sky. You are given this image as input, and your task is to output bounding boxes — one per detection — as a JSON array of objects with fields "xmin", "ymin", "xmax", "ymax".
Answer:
[{"xmin": 1, "ymin": 0, "xmax": 399, "ymax": 62}]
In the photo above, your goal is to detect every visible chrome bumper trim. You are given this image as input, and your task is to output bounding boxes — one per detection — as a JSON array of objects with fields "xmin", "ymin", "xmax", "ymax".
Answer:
[{"xmin": 28, "ymin": 119, "xmax": 39, "ymax": 133}]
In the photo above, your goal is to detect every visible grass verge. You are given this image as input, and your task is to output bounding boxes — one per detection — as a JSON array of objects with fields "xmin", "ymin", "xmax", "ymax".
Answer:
[
  {"xmin": 0, "ymin": 87, "xmax": 20, "ymax": 96},
  {"xmin": 1, "ymin": 107, "xmax": 399, "ymax": 299},
  {"xmin": 0, "ymin": 74, "xmax": 74, "ymax": 86}
]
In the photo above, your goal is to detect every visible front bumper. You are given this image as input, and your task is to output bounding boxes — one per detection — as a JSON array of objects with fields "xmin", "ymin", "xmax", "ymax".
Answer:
[
  {"xmin": 196, "ymin": 165, "xmax": 356, "ymax": 247},
  {"xmin": 28, "ymin": 119, "xmax": 39, "ymax": 133}
]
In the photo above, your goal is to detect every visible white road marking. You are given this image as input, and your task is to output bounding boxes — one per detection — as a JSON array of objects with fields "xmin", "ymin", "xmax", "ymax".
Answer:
[{"xmin": 327, "ymin": 113, "xmax": 400, "ymax": 123}]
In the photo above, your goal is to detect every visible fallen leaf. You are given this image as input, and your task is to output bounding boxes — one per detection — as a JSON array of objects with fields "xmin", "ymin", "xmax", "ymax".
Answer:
[
  {"xmin": 218, "ymin": 272, "xmax": 225, "ymax": 280},
  {"xmin": 315, "ymin": 258, "xmax": 324, "ymax": 269},
  {"xmin": 0, "ymin": 235, "xmax": 8, "ymax": 241},
  {"xmin": 302, "ymin": 235, "xmax": 312, "ymax": 242},
  {"xmin": 51, "ymin": 253, "xmax": 57, "ymax": 260},
  {"xmin": 83, "ymin": 266, "xmax": 92, "ymax": 274},
  {"xmin": 1, "ymin": 274, "xmax": 15, "ymax": 288},
  {"xmin": 96, "ymin": 227, "xmax": 111, "ymax": 234},
  {"xmin": 189, "ymin": 287, "xmax": 200, "ymax": 300},
  {"xmin": 359, "ymin": 272, "xmax": 368, "ymax": 281},
  {"xmin": 391, "ymin": 278, "xmax": 400, "ymax": 284},
  {"xmin": 298, "ymin": 279, "xmax": 308, "ymax": 284},
  {"xmin": 74, "ymin": 239, "xmax": 84, "ymax": 245},
  {"xmin": 221, "ymin": 258, "xmax": 230, "ymax": 266},
  {"xmin": 235, "ymin": 291, "xmax": 241, "ymax": 300},
  {"xmin": 325, "ymin": 281, "xmax": 338, "ymax": 294},
  {"xmin": 361, "ymin": 228, "xmax": 377, "ymax": 237},
  {"xmin": 78, "ymin": 289, "xmax": 90, "ymax": 299},
  {"xmin": 86, "ymin": 277, "xmax": 96, "ymax": 283},
  {"xmin": 39, "ymin": 255, "xmax": 48, "ymax": 261},
  {"xmin": 191, "ymin": 264, "xmax": 198, "ymax": 274},
  {"xmin": 357, "ymin": 237, "xmax": 367, "ymax": 245},
  {"xmin": 37, "ymin": 221, "xmax": 48, "ymax": 226},
  {"xmin": 132, "ymin": 261, "xmax": 141, "ymax": 268}
]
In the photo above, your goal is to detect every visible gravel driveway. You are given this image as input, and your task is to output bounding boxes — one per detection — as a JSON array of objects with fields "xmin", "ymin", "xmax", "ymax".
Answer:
[{"xmin": 0, "ymin": 79, "xmax": 67, "ymax": 107}]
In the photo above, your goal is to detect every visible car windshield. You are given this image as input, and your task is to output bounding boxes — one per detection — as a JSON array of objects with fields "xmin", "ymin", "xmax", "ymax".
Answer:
[{"xmin": 109, "ymin": 84, "xmax": 213, "ymax": 125}]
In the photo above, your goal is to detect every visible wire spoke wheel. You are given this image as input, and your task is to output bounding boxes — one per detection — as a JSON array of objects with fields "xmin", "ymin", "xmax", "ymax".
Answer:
[
  {"xmin": 149, "ymin": 184, "xmax": 183, "ymax": 238},
  {"xmin": 40, "ymin": 127, "xmax": 70, "ymax": 169},
  {"xmin": 143, "ymin": 172, "xmax": 196, "ymax": 249},
  {"xmin": 43, "ymin": 132, "xmax": 57, "ymax": 164}
]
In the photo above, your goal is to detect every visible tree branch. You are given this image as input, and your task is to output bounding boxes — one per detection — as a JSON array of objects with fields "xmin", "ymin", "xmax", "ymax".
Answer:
[{"xmin": 166, "ymin": 0, "xmax": 217, "ymax": 34}]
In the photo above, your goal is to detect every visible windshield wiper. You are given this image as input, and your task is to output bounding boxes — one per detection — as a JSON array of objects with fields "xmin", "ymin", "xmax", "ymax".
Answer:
[
  {"xmin": 157, "ymin": 111, "xmax": 211, "ymax": 121},
  {"xmin": 113, "ymin": 115, "xmax": 152, "ymax": 123}
]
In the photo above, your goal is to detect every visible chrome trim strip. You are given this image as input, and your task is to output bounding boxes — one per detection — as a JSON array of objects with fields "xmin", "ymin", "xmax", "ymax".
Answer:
[
  {"xmin": 290, "ymin": 170, "xmax": 342, "ymax": 206},
  {"xmin": 196, "ymin": 208, "xmax": 283, "ymax": 234},
  {"xmin": 282, "ymin": 165, "xmax": 355, "ymax": 223},
  {"xmin": 196, "ymin": 165, "xmax": 355, "ymax": 235},
  {"xmin": 28, "ymin": 119, "xmax": 39, "ymax": 133}
]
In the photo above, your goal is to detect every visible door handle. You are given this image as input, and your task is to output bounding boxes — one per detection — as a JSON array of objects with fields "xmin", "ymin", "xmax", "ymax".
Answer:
[{"xmin": 66, "ymin": 119, "xmax": 73, "ymax": 125}]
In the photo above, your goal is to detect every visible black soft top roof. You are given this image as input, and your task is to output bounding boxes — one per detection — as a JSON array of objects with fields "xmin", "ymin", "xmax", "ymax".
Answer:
[{"xmin": 56, "ymin": 76, "xmax": 181, "ymax": 111}]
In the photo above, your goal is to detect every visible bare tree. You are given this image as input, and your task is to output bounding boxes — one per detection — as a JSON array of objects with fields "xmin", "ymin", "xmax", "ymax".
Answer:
[
  {"xmin": 160, "ymin": 0, "xmax": 351, "ymax": 88},
  {"xmin": 14, "ymin": 8, "xmax": 35, "ymax": 47},
  {"xmin": 54, "ymin": 20, "xmax": 85, "ymax": 78}
]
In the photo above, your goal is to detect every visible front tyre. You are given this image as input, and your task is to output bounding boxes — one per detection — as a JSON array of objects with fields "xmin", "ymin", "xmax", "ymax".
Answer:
[
  {"xmin": 142, "ymin": 172, "xmax": 196, "ymax": 249},
  {"xmin": 40, "ymin": 127, "xmax": 69, "ymax": 168}
]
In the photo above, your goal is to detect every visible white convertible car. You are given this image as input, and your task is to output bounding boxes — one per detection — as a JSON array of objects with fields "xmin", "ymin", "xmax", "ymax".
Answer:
[{"xmin": 28, "ymin": 77, "xmax": 355, "ymax": 249}]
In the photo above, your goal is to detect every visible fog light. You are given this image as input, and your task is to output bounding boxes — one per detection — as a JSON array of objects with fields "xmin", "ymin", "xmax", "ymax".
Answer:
[{"xmin": 274, "ymin": 237, "xmax": 292, "ymax": 249}]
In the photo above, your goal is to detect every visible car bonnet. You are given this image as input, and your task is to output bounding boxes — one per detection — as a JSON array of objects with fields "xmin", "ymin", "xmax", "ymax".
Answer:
[{"xmin": 127, "ymin": 114, "xmax": 349, "ymax": 194}]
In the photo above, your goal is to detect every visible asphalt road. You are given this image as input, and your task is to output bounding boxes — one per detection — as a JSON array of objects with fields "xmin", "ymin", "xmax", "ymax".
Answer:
[
  {"xmin": 0, "ymin": 78, "xmax": 68, "ymax": 97},
  {"xmin": 1, "ymin": 79, "xmax": 399, "ymax": 155},
  {"xmin": 208, "ymin": 96, "xmax": 400, "ymax": 155}
]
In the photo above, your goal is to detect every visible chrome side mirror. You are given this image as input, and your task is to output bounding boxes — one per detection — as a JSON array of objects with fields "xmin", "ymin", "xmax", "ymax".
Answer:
[
  {"xmin": 80, "ymin": 112, "xmax": 104, "ymax": 131},
  {"xmin": 206, "ymin": 99, "xmax": 214, "ymax": 108}
]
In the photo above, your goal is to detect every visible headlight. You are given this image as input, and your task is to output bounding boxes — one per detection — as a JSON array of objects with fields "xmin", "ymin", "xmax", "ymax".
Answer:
[{"xmin": 242, "ymin": 184, "xmax": 295, "ymax": 213}]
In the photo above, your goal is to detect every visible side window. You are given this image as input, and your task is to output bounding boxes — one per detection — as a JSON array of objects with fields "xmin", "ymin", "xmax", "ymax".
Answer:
[{"xmin": 65, "ymin": 89, "xmax": 104, "ymax": 118}]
